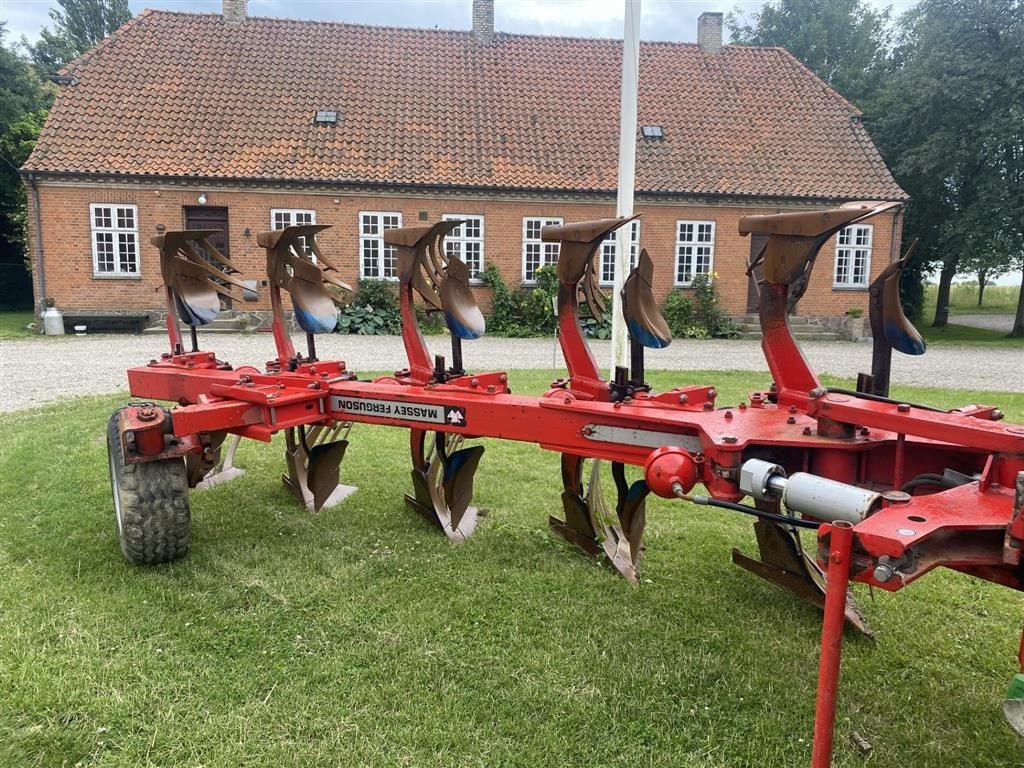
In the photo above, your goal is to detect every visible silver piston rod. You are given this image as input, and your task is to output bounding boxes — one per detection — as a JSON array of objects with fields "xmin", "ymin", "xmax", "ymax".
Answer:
[{"xmin": 739, "ymin": 459, "xmax": 882, "ymax": 524}]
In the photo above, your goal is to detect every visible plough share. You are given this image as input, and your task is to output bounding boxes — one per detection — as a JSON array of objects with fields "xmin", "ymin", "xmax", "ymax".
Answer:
[{"xmin": 107, "ymin": 203, "xmax": 1024, "ymax": 767}]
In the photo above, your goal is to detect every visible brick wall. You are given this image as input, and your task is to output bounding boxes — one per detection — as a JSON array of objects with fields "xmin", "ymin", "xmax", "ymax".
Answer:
[{"xmin": 26, "ymin": 180, "xmax": 900, "ymax": 318}]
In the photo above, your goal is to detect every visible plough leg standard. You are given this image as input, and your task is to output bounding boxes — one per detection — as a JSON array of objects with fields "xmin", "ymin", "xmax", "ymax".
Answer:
[{"xmin": 107, "ymin": 204, "xmax": 1024, "ymax": 767}]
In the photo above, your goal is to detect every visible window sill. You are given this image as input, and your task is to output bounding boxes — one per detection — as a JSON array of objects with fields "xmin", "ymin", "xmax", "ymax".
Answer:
[
  {"xmin": 832, "ymin": 285, "xmax": 868, "ymax": 291},
  {"xmin": 92, "ymin": 273, "xmax": 142, "ymax": 280},
  {"xmin": 359, "ymin": 276, "xmax": 399, "ymax": 283}
]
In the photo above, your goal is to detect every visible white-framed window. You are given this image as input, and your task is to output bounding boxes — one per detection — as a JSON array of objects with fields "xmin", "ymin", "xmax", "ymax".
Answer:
[
  {"xmin": 599, "ymin": 219, "xmax": 641, "ymax": 285},
  {"xmin": 675, "ymin": 220, "xmax": 715, "ymax": 285},
  {"xmin": 834, "ymin": 224, "xmax": 872, "ymax": 288},
  {"xmin": 442, "ymin": 214, "xmax": 484, "ymax": 281},
  {"xmin": 271, "ymin": 208, "xmax": 315, "ymax": 230},
  {"xmin": 271, "ymin": 208, "xmax": 316, "ymax": 258},
  {"xmin": 522, "ymin": 217, "xmax": 563, "ymax": 283},
  {"xmin": 90, "ymin": 204, "xmax": 139, "ymax": 277},
  {"xmin": 359, "ymin": 211, "xmax": 402, "ymax": 279}
]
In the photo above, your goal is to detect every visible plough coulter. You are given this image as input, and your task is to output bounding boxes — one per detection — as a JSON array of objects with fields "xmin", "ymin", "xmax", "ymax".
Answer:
[{"xmin": 106, "ymin": 204, "xmax": 1024, "ymax": 767}]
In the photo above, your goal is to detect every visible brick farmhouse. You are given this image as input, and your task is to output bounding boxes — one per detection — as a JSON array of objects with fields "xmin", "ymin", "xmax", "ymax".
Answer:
[{"xmin": 21, "ymin": 0, "xmax": 907, "ymax": 329}]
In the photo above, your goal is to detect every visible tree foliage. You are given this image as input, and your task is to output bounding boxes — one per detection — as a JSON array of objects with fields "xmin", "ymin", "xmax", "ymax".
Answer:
[
  {"xmin": 0, "ymin": 24, "xmax": 53, "ymax": 308},
  {"xmin": 27, "ymin": 0, "xmax": 131, "ymax": 75},
  {"xmin": 727, "ymin": 0, "xmax": 892, "ymax": 106},
  {"xmin": 866, "ymin": 0, "xmax": 1024, "ymax": 329}
]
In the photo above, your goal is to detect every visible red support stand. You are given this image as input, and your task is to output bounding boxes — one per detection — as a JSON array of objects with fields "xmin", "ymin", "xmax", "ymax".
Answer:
[{"xmin": 811, "ymin": 520, "xmax": 855, "ymax": 768}]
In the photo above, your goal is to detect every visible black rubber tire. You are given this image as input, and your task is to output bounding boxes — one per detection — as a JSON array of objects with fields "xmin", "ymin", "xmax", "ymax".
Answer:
[{"xmin": 107, "ymin": 407, "xmax": 191, "ymax": 565}]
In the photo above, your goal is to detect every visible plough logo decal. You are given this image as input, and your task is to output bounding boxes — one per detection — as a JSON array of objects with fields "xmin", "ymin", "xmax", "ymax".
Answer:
[
  {"xmin": 445, "ymin": 406, "xmax": 466, "ymax": 426},
  {"xmin": 330, "ymin": 396, "xmax": 464, "ymax": 427}
]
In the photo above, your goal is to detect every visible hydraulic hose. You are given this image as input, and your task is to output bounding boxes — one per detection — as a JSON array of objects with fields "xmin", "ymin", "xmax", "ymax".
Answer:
[{"xmin": 671, "ymin": 483, "xmax": 822, "ymax": 529}]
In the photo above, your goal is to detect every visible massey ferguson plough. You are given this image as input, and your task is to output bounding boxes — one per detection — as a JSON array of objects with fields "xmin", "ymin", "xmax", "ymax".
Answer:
[{"xmin": 106, "ymin": 203, "xmax": 1024, "ymax": 767}]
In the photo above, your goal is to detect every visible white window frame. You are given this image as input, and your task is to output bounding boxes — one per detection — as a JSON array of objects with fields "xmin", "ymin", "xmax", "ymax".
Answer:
[
  {"xmin": 90, "ymin": 203, "xmax": 140, "ymax": 277},
  {"xmin": 833, "ymin": 224, "xmax": 873, "ymax": 289},
  {"xmin": 270, "ymin": 208, "xmax": 316, "ymax": 230},
  {"xmin": 359, "ymin": 211, "xmax": 403, "ymax": 280},
  {"xmin": 674, "ymin": 220, "xmax": 716, "ymax": 286},
  {"xmin": 522, "ymin": 216, "xmax": 563, "ymax": 284},
  {"xmin": 442, "ymin": 214, "xmax": 485, "ymax": 282},
  {"xmin": 599, "ymin": 219, "xmax": 641, "ymax": 286},
  {"xmin": 271, "ymin": 208, "xmax": 317, "ymax": 259}
]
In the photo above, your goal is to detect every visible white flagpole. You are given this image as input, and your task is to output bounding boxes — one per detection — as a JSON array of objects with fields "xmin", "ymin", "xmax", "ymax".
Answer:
[{"xmin": 610, "ymin": 0, "xmax": 641, "ymax": 375}]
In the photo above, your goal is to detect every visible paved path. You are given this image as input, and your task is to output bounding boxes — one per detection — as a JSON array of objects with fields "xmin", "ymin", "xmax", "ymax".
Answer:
[
  {"xmin": 950, "ymin": 314, "xmax": 1016, "ymax": 332},
  {"xmin": 1, "ymin": 332, "xmax": 1021, "ymax": 412}
]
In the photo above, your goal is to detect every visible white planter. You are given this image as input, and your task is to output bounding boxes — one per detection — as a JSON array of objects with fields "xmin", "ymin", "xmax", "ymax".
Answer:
[{"xmin": 42, "ymin": 307, "xmax": 65, "ymax": 336}]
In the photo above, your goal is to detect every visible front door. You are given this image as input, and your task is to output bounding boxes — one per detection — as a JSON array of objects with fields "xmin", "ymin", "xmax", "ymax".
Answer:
[
  {"xmin": 745, "ymin": 234, "xmax": 768, "ymax": 314},
  {"xmin": 183, "ymin": 206, "xmax": 231, "ymax": 308}
]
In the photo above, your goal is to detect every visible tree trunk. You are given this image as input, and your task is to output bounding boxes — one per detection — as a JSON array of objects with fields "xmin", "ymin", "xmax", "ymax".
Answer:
[
  {"xmin": 932, "ymin": 264, "xmax": 956, "ymax": 328},
  {"xmin": 1011, "ymin": 264, "xmax": 1024, "ymax": 338},
  {"xmin": 977, "ymin": 269, "xmax": 987, "ymax": 307}
]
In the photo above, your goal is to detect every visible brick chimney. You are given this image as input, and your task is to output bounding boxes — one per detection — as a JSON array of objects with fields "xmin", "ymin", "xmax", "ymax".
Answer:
[
  {"xmin": 223, "ymin": 0, "xmax": 247, "ymax": 24},
  {"xmin": 697, "ymin": 12, "xmax": 723, "ymax": 54},
  {"xmin": 472, "ymin": 0, "xmax": 494, "ymax": 42}
]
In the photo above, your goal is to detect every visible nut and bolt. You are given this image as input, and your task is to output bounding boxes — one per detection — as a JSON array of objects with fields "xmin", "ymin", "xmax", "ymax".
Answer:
[
  {"xmin": 722, "ymin": 435, "xmax": 738, "ymax": 444},
  {"xmin": 724, "ymin": 411, "xmax": 733, "ymax": 420},
  {"xmin": 787, "ymin": 415, "xmax": 796, "ymax": 424},
  {"xmin": 808, "ymin": 387, "xmax": 826, "ymax": 399},
  {"xmin": 471, "ymin": 378, "xmax": 480, "ymax": 388},
  {"xmin": 486, "ymin": 384, "xmax": 496, "ymax": 394},
  {"xmin": 738, "ymin": 401, "xmax": 747, "ymax": 410},
  {"xmin": 802, "ymin": 426, "xmax": 813, "ymax": 436},
  {"xmin": 137, "ymin": 406, "xmax": 158, "ymax": 422},
  {"xmin": 991, "ymin": 409, "xmax": 1004, "ymax": 421},
  {"xmin": 873, "ymin": 563, "xmax": 895, "ymax": 583},
  {"xmin": 678, "ymin": 394, "xmax": 689, "ymax": 405},
  {"xmin": 702, "ymin": 402, "xmax": 714, "ymax": 411},
  {"xmin": 707, "ymin": 388, "xmax": 717, "ymax": 400},
  {"xmin": 896, "ymin": 403, "xmax": 911, "ymax": 413},
  {"xmin": 788, "ymin": 405, "xmax": 797, "ymax": 414}
]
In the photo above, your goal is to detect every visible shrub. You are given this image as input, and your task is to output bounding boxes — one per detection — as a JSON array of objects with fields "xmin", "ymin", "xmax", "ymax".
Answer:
[
  {"xmin": 335, "ymin": 279, "xmax": 401, "ymax": 335},
  {"xmin": 480, "ymin": 263, "xmax": 558, "ymax": 337},
  {"xmin": 662, "ymin": 291, "xmax": 694, "ymax": 336},
  {"xmin": 690, "ymin": 273, "xmax": 738, "ymax": 339}
]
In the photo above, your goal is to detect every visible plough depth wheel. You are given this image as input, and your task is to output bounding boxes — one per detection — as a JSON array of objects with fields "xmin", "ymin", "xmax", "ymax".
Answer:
[{"xmin": 106, "ymin": 407, "xmax": 191, "ymax": 565}]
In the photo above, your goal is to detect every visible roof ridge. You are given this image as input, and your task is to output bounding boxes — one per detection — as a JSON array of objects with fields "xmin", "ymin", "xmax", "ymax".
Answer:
[{"xmin": 132, "ymin": 9, "xmax": 794, "ymax": 50}]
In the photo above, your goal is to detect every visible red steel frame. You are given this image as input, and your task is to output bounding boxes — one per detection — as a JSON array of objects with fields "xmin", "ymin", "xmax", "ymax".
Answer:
[{"xmin": 119, "ymin": 222, "xmax": 1024, "ymax": 768}]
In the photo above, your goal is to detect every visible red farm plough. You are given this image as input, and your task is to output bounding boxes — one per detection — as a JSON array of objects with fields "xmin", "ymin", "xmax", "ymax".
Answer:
[{"xmin": 106, "ymin": 204, "xmax": 1024, "ymax": 767}]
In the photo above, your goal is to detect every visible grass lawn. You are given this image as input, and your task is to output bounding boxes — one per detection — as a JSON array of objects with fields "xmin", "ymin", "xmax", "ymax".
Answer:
[
  {"xmin": 1, "ymin": 370, "xmax": 1022, "ymax": 768},
  {"xmin": 0, "ymin": 311, "xmax": 36, "ymax": 339},
  {"xmin": 920, "ymin": 322, "xmax": 1024, "ymax": 347},
  {"xmin": 922, "ymin": 283, "xmax": 1020, "ymax": 318}
]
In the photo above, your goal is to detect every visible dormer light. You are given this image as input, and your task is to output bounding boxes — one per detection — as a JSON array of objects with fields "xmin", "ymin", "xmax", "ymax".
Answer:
[{"xmin": 641, "ymin": 125, "xmax": 665, "ymax": 139}]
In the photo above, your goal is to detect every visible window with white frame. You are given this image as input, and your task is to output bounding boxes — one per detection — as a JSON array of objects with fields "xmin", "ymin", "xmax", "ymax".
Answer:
[
  {"xmin": 675, "ymin": 220, "xmax": 715, "ymax": 285},
  {"xmin": 442, "ymin": 215, "xmax": 484, "ymax": 281},
  {"xmin": 599, "ymin": 219, "xmax": 641, "ymax": 285},
  {"xmin": 271, "ymin": 208, "xmax": 317, "ymax": 258},
  {"xmin": 91, "ymin": 204, "xmax": 139, "ymax": 277},
  {"xmin": 359, "ymin": 211, "xmax": 402, "ymax": 279},
  {"xmin": 271, "ymin": 208, "xmax": 315, "ymax": 230},
  {"xmin": 522, "ymin": 217, "xmax": 563, "ymax": 283},
  {"xmin": 834, "ymin": 224, "xmax": 872, "ymax": 288}
]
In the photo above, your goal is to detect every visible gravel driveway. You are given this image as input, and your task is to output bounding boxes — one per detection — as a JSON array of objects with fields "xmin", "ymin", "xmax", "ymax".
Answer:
[{"xmin": 1, "ymin": 332, "xmax": 1021, "ymax": 412}]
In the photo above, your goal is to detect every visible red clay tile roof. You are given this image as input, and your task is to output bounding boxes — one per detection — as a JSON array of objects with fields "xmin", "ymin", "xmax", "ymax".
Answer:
[{"xmin": 24, "ymin": 10, "xmax": 906, "ymax": 201}]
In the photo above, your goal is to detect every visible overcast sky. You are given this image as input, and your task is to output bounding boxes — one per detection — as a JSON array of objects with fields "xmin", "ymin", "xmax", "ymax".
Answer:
[{"xmin": 3, "ymin": 0, "xmax": 918, "ymax": 45}]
